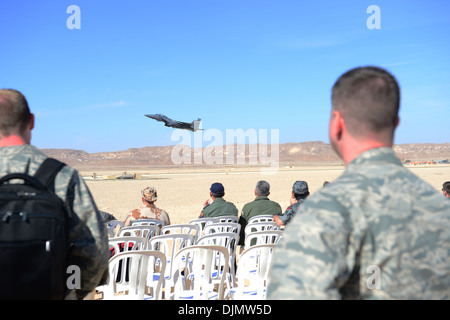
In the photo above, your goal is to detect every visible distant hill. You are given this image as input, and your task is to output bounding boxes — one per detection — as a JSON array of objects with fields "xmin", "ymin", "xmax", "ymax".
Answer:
[{"xmin": 40, "ymin": 141, "xmax": 450, "ymax": 170}]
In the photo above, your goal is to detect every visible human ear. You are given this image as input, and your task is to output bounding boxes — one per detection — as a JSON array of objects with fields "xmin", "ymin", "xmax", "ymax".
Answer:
[
  {"xmin": 395, "ymin": 116, "xmax": 400, "ymax": 129},
  {"xmin": 330, "ymin": 110, "xmax": 344, "ymax": 141}
]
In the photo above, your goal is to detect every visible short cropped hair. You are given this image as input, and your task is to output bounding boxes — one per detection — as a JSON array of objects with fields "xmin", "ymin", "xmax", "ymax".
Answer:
[
  {"xmin": 211, "ymin": 191, "xmax": 224, "ymax": 198},
  {"xmin": 331, "ymin": 66, "xmax": 400, "ymax": 138},
  {"xmin": 443, "ymin": 181, "xmax": 450, "ymax": 193},
  {"xmin": 293, "ymin": 191, "xmax": 309, "ymax": 200},
  {"xmin": 0, "ymin": 89, "xmax": 31, "ymax": 138},
  {"xmin": 255, "ymin": 180, "xmax": 270, "ymax": 196}
]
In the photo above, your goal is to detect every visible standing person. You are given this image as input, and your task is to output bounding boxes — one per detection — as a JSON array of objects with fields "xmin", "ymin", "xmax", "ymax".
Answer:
[
  {"xmin": 273, "ymin": 180, "xmax": 309, "ymax": 226},
  {"xmin": 238, "ymin": 180, "xmax": 282, "ymax": 245},
  {"xmin": 0, "ymin": 89, "xmax": 110, "ymax": 299},
  {"xmin": 268, "ymin": 67, "xmax": 450, "ymax": 299},
  {"xmin": 199, "ymin": 182, "xmax": 238, "ymax": 218},
  {"xmin": 123, "ymin": 187, "xmax": 171, "ymax": 227}
]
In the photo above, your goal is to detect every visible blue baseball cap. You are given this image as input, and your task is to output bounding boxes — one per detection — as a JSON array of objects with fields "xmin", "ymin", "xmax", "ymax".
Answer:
[{"xmin": 210, "ymin": 182, "xmax": 225, "ymax": 194}]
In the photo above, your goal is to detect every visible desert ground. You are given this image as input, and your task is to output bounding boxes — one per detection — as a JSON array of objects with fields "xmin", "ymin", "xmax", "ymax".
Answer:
[{"xmin": 82, "ymin": 164, "xmax": 450, "ymax": 224}]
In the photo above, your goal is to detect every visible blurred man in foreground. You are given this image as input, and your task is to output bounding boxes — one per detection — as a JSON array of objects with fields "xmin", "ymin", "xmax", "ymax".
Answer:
[{"xmin": 268, "ymin": 67, "xmax": 450, "ymax": 299}]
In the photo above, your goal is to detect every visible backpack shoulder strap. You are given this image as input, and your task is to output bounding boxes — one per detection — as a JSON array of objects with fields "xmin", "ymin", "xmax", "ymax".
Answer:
[{"xmin": 34, "ymin": 158, "xmax": 66, "ymax": 191}]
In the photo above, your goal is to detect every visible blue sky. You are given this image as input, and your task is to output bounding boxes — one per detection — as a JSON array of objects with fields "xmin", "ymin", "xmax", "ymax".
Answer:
[{"xmin": 1, "ymin": 0, "xmax": 449, "ymax": 153}]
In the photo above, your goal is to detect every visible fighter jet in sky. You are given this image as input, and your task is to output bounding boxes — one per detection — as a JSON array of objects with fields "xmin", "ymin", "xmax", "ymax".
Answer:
[{"xmin": 145, "ymin": 114, "xmax": 203, "ymax": 132}]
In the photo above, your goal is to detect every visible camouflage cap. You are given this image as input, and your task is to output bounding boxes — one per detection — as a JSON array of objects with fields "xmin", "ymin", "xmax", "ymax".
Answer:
[
  {"xmin": 142, "ymin": 187, "xmax": 157, "ymax": 203},
  {"xmin": 293, "ymin": 180, "xmax": 309, "ymax": 195}
]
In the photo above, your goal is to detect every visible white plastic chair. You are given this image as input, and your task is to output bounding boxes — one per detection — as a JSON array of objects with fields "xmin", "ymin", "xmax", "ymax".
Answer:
[
  {"xmin": 215, "ymin": 216, "xmax": 239, "ymax": 223},
  {"xmin": 196, "ymin": 233, "xmax": 240, "ymax": 288},
  {"xmin": 230, "ymin": 244, "xmax": 275, "ymax": 300},
  {"xmin": 203, "ymin": 222, "xmax": 241, "ymax": 235},
  {"xmin": 105, "ymin": 220, "xmax": 124, "ymax": 238},
  {"xmin": 171, "ymin": 245, "xmax": 229, "ymax": 300},
  {"xmin": 147, "ymin": 233, "xmax": 195, "ymax": 299},
  {"xmin": 244, "ymin": 230, "xmax": 283, "ymax": 248},
  {"xmin": 101, "ymin": 250, "xmax": 166, "ymax": 300},
  {"xmin": 109, "ymin": 236, "xmax": 148, "ymax": 256},
  {"xmin": 188, "ymin": 218, "xmax": 219, "ymax": 236},
  {"xmin": 118, "ymin": 225, "xmax": 160, "ymax": 241},
  {"xmin": 244, "ymin": 221, "xmax": 280, "ymax": 236},
  {"xmin": 247, "ymin": 215, "xmax": 274, "ymax": 224},
  {"xmin": 130, "ymin": 218, "xmax": 166, "ymax": 229},
  {"xmin": 161, "ymin": 224, "xmax": 199, "ymax": 237}
]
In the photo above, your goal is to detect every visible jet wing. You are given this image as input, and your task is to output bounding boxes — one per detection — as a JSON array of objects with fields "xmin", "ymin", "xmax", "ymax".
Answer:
[
  {"xmin": 173, "ymin": 121, "xmax": 196, "ymax": 130},
  {"xmin": 145, "ymin": 114, "xmax": 173, "ymax": 125},
  {"xmin": 145, "ymin": 114, "xmax": 202, "ymax": 132}
]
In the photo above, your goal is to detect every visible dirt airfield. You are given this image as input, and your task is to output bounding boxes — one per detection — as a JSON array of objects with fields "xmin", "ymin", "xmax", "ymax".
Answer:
[{"xmin": 82, "ymin": 164, "xmax": 450, "ymax": 224}]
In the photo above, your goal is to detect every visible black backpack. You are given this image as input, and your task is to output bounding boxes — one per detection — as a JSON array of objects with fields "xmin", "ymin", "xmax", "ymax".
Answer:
[{"xmin": 0, "ymin": 158, "xmax": 71, "ymax": 300}]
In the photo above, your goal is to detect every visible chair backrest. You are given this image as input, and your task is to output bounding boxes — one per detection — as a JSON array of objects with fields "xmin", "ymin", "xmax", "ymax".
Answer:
[
  {"xmin": 109, "ymin": 236, "xmax": 148, "ymax": 256},
  {"xmin": 244, "ymin": 230, "xmax": 283, "ymax": 248},
  {"xmin": 196, "ymin": 232, "xmax": 240, "ymax": 287},
  {"xmin": 215, "ymin": 216, "xmax": 238, "ymax": 223},
  {"xmin": 196, "ymin": 233, "xmax": 239, "ymax": 261},
  {"xmin": 105, "ymin": 220, "xmax": 124, "ymax": 238},
  {"xmin": 235, "ymin": 244, "xmax": 276, "ymax": 297},
  {"xmin": 130, "ymin": 218, "xmax": 165, "ymax": 228},
  {"xmin": 188, "ymin": 218, "xmax": 219, "ymax": 231},
  {"xmin": 244, "ymin": 221, "xmax": 280, "ymax": 235},
  {"xmin": 203, "ymin": 222, "xmax": 241, "ymax": 235},
  {"xmin": 148, "ymin": 234, "xmax": 195, "ymax": 280},
  {"xmin": 171, "ymin": 245, "xmax": 229, "ymax": 300},
  {"xmin": 161, "ymin": 224, "xmax": 200, "ymax": 237},
  {"xmin": 103, "ymin": 250, "xmax": 166, "ymax": 300},
  {"xmin": 247, "ymin": 215, "xmax": 274, "ymax": 224},
  {"xmin": 118, "ymin": 225, "xmax": 160, "ymax": 241}
]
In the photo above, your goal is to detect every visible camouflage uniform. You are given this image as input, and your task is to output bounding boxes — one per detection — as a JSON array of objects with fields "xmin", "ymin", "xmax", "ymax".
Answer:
[
  {"xmin": 278, "ymin": 199, "xmax": 304, "ymax": 225},
  {"xmin": 0, "ymin": 144, "xmax": 110, "ymax": 299},
  {"xmin": 124, "ymin": 204, "xmax": 170, "ymax": 226},
  {"xmin": 276, "ymin": 181, "xmax": 309, "ymax": 226},
  {"xmin": 268, "ymin": 147, "xmax": 450, "ymax": 299},
  {"xmin": 124, "ymin": 187, "xmax": 171, "ymax": 226}
]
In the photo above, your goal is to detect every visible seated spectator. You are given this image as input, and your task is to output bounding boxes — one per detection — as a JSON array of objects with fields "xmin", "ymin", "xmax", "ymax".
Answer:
[
  {"xmin": 274, "ymin": 180, "xmax": 310, "ymax": 226},
  {"xmin": 123, "ymin": 187, "xmax": 170, "ymax": 227},
  {"xmin": 199, "ymin": 182, "xmax": 238, "ymax": 218},
  {"xmin": 443, "ymin": 181, "xmax": 450, "ymax": 199},
  {"xmin": 238, "ymin": 180, "xmax": 282, "ymax": 245}
]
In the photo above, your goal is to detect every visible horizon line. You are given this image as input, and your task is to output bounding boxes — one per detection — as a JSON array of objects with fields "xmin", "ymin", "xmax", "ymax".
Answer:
[{"xmin": 38, "ymin": 140, "xmax": 450, "ymax": 154}]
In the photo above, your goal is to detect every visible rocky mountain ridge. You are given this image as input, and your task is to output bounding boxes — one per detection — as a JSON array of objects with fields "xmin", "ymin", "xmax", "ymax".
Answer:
[{"xmin": 41, "ymin": 141, "xmax": 450, "ymax": 169}]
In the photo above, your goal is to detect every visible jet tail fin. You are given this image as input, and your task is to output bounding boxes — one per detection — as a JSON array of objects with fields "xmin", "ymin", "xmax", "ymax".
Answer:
[{"xmin": 193, "ymin": 119, "xmax": 202, "ymax": 131}]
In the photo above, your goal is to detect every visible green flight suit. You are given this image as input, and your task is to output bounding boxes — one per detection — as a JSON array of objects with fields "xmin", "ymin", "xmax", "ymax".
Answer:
[
  {"xmin": 238, "ymin": 196, "xmax": 282, "ymax": 245},
  {"xmin": 200, "ymin": 197, "xmax": 238, "ymax": 218}
]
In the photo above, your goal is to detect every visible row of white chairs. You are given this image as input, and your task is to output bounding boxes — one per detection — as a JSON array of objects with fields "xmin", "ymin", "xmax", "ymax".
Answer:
[
  {"xmin": 106, "ymin": 215, "xmax": 281, "ymax": 246},
  {"xmin": 113, "ymin": 222, "xmax": 281, "ymax": 249},
  {"xmin": 100, "ymin": 215, "xmax": 281, "ymax": 300},
  {"xmin": 106, "ymin": 215, "xmax": 281, "ymax": 269},
  {"xmin": 99, "ymin": 243, "xmax": 276, "ymax": 300},
  {"xmin": 105, "ymin": 214, "xmax": 275, "ymax": 233}
]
